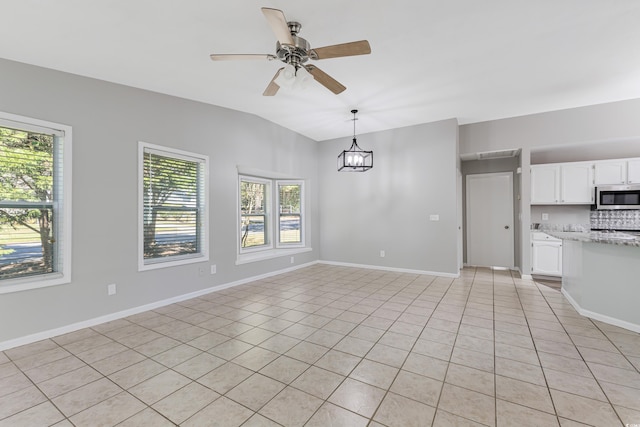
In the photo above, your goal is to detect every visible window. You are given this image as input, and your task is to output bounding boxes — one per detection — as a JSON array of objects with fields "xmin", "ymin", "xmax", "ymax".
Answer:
[
  {"xmin": 277, "ymin": 181, "xmax": 303, "ymax": 246},
  {"xmin": 240, "ymin": 177, "xmax": 270, "ymax": 250},
  {"xmin": 0, "ymin": 112, "xmax": 72, "ymax": 293},
  {"xmin": 238, "ymin": 174, "xmax": 306, "ymax": 262},
  {"xmin": 139, "ymin": 142, "xmax": 208, "ymax": 270}
]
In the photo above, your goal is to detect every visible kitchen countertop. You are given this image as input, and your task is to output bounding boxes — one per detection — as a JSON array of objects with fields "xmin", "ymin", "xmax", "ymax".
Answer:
[{"xmin": 545, "ymin": 231, "xmax": 640, "ymax": 247}]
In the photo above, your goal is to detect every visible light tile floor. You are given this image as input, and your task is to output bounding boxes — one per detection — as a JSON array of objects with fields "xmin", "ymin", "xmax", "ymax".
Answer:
[{"xmin": 1, "ymin": 265, "xmax": 640, "ymax": 426}]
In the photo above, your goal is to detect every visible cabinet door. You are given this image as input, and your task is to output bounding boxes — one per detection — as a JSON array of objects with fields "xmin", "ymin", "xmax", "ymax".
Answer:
[
  {"xmin": 531, "ymin": 242, "xmax": 562, "ymax": 276},
  {"xmin": 627, "ymin": 159, "xmax": 640, "ymax": 184},
  {"xmin": 531, "ymin": 165, "xmax": 559, "ymax": 204},
  {"xmin": 561, "ymin": 163, "xmax": 594, "ymax": 204},
  {"xmin": 594, "ymin": 160, "xmax": 627, "ymax": 185}
]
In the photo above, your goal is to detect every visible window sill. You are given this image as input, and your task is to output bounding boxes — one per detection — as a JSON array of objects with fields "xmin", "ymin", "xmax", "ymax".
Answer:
[
  {"xmin": 0, "ymin": 273, "xmax": 69, "ymax": 294},
  {"xmin": 236, "ymin": 247, "xmax": 312, "ymax": 265},
  {"xmin": 139, "ymin": 253, "xmax": 208, "ymax": 272}
]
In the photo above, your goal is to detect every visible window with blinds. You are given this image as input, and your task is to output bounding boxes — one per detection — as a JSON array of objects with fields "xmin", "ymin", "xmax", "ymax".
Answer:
[
  {"xmin": 0, "ymin": 113, "xmax": 71, "ymax": 292},
  {"xmin": 139, "ymin": 142, "xmax": 208, "ymax": 270}
]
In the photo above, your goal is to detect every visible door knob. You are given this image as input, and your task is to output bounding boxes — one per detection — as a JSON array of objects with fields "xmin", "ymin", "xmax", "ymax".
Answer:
[{"xmin": 504, "ymin": 225, "xmax": 510, "ymax": 229}]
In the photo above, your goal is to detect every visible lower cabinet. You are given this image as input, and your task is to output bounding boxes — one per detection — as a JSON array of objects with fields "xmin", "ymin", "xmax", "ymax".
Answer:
[{"xmin": 531, "ymin": 237, "xmax": 563, "ymax": 276}]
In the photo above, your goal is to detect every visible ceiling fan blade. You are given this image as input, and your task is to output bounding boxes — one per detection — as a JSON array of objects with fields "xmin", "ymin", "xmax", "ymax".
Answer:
[
  {"xmin": 263, "ymin": 68, "xmax": 283, "ymax": 96},
  {"xmin": 305, "ymin": 65, "xmax": 346, "ymax": 94},
  {"xmin": 310, "ymin": 40, "xmax": 371, "ymax": 60},
  {"xmin": 261, "ymin": 7, "xmax": 294, "ymax": 45},
  {"xmin": 210, "ymin": 54, "xmax": 276, "ymax": 61}
]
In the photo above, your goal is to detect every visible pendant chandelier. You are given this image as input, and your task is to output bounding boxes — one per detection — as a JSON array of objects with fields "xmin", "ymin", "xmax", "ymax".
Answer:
[{"xmin": 337, "ymin": 109, "xmax": 373, "ymax": 172}]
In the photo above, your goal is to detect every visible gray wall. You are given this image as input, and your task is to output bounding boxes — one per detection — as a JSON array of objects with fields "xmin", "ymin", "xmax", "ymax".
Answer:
[
  {"xmin": 530, "ymin": 205, "xmax": 591, "ymax": 227},
  {"xmin": 461, "ymin": 157, "xmax": 520, "ymax": 269},
  {"xmin": 317, "ymin": 119, "xmax": 460, "ymax": 275},
  {"xmin": 0, "ymin": 59, "xmax": 319, "ymax": 343},
  {"xmin": 460, "ymin": 99, "xmax": 640, "ymax": 274}
]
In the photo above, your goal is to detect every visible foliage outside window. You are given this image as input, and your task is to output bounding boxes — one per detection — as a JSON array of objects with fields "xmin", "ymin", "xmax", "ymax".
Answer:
[
  {"xmin": 0, "ymin": 114, "xmax": 71, "ymax": 291},
  {"xmin": 239, "ymin": 176, "xmax": 304, "ymax": 253},
  {"xmin": 139, "ymin": 142, "xmax": 208, "ymax": 270}
]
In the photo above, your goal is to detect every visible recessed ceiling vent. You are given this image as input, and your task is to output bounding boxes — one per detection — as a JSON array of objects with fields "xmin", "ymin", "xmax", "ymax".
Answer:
[{"xmin": 476, "ymin": 149, "xmax": 520, "ymax": 160}]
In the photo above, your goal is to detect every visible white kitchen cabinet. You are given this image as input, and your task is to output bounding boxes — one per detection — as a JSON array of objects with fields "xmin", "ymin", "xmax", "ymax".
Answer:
[
  {"xmin": 594, "ymin": 158, "xmax": 640, "ymax": 185},
  {"xmin": 560, "ymin": 162, "xmax": 594, "ymax": 203},
  {"xmin": 627, "ymin": 159, "xmax": 640, "ymax": 184},
  {"xmin": 531, "ymin": 232, "xmax": 562, "ymax": 276},
  {"xmin": 594, "ymin": 160, "xmax": 627, "ymax": 185},
  {"xmin": 531, "ymin": 165, "xmax": 560, "ymax": 204},
  {"xmin": 531, "ymin": 162, "xmax": 593, "ymax": 205}
]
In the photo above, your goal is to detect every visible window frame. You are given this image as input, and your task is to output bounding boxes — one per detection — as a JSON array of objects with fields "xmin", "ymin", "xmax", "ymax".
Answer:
[
  {"xmin": 138, "ymin": 141, "xmax": 209, "ymax": 271},
  {"xmin": 0, "ymin": 111, "xmax": 72, "ymax": 294},
  {"xmin": 276, "ymin": 180, "xmax": 305, "ymax": 249},
  {"xmin": 238, "ymin": 176, "xmax": 272, "ymax": 254},
  {"xmin": 237, "ymin": 172, "xmax": 309, "ymax": 265}
]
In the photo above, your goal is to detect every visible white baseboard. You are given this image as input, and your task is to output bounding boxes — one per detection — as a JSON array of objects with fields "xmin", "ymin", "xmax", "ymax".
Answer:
[
  {"xmin": 507, "ymin": 266, "xmax": 534, "ymax": 280},
  {"xmin": 561, "ymin": 288, "xmax": 640, "ymax": 334},
  {"xmin": 0, "ymin": 261, "xmax": 318, "ymax": 352},
  {"xmin": 317, "ymin": 260, "xmax": 460, "ymax": 278}
]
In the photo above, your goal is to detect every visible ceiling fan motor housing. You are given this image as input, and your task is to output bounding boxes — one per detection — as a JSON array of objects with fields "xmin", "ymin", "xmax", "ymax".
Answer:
[{"xmin": 276, "ymin": 21, "xmax": 311, "ymax": 67}]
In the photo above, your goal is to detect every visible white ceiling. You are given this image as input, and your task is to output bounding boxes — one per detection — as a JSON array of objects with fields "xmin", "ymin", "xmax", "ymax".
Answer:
[{"xmin": 2, "ymin": 1, "xmax": 640, "ymax": 141}]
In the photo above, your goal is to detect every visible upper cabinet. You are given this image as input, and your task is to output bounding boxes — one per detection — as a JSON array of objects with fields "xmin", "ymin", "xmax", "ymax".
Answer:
[
  {"xmin": 532, "ymin": 157, "xmax": 640, "ymax": 205},
  {"xmin": 628, "ymin": 159, "xmax": 640, "ymax": 184},
  {"xmin": 594, "ymin": 160, "xmax": 627, "ymax": 185},
  {"xmin": 561, "ymin": 162, "xmax": 594, "ymax": 203},
  {"xmin": 594, "ymin": 158, "xmax": 640, "ymax": 185},
  {"xmin": 531, "ymin": 162, "xmax": 593, "ymax": 205},
  {"xmin": 531, "ymin": 165, "xmax": 560, "ymax": 204}
]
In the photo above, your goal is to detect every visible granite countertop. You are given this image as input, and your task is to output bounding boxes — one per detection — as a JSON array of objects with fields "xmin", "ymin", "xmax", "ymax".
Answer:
[{"xmin": 545, "ymin": 231, "xmax": 640, "ymax": 247}]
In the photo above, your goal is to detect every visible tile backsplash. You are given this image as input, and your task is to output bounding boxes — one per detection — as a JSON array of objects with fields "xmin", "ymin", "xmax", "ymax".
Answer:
[{"xmin": 590, "ymin": 209, "xmax": 640, "ymax": 231}]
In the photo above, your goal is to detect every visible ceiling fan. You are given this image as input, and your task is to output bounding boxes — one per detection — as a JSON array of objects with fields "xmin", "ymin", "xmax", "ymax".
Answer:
[{"xmin": 210, "ymin": 7, "xmax": 371, "ymax": 96}]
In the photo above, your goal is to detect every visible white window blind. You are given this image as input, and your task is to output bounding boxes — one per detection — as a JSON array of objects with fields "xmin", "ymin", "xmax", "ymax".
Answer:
[{"xmin": 139, "ymin": 142, "xmax": 208, "ymax": 269}]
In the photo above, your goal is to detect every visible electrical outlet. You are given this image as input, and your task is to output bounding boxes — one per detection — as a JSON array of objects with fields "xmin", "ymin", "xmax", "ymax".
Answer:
[
  {"xmin": 211, "ymin": 264, "xmax": 216, "ymax": 274},
  {"xmin": 429, "ymin": 214, "xmax": 440, "ymax": 221},
  {"xmin": 380, "ymin": 250, "xmax": 385, "ymax": 258},
  {"xmin": 290, "ymin": 256, "xmax": 295, "ymax": 264},
  {"xmin": 107, "ymin": 283, "xmax": 116, "ymax": 296},
  {"xmin": 542, "ymin": 213, "xmax": 549, "ymax": 221}
]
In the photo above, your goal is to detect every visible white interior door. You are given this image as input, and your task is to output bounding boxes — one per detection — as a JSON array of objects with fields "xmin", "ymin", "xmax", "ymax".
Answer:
[{"xmin": 466, "ymin": 172, "xmax": 514, "ymax": 268}]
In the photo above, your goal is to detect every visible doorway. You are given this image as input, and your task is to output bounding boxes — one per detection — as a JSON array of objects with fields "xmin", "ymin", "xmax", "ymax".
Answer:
[{"xmin": 466, "ymin": 172, "xmax": 514, "ymax": 268}]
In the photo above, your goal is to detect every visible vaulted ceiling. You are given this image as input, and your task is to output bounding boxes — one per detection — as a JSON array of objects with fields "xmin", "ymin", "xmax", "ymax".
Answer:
[{"xmin": 2, "ymin": 1, "xmax": 640, "ymax": 141}]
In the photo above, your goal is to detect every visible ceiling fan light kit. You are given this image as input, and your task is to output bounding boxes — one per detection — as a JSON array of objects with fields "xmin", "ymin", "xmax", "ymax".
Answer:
[
  {"xmin": 338, "ymin": 110, "xmax": 373, "ymax": 172},
  {"xmin": 210, "ymin": 7, "xmax": 371, "ymax": 96},
  {"xmin": 274, "ymin": 63, "xmax": 313, "ymax": 91}
]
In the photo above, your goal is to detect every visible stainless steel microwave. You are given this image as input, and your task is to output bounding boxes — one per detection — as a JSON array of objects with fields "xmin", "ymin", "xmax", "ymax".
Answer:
[{"xmin": 596, "ymin": 184, "xmax": 640, "ymax": 209}]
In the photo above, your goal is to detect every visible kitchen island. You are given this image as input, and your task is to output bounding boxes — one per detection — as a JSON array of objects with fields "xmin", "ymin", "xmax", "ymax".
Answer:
[{"xmin": 546, "ymin": 231, "xmax": 640, "ymax": 333}]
